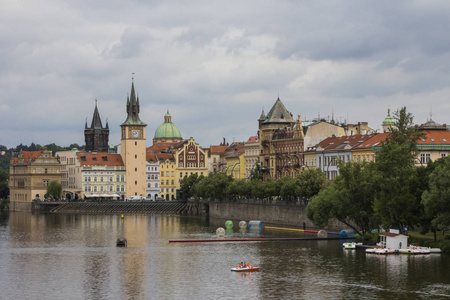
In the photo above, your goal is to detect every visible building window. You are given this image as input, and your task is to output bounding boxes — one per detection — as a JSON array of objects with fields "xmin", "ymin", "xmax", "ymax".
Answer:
[
  {"xmin": 420, "ymin": 153, "xmax": 431, "ymax": 164},
  {"xmin": 135, "ymin": 181, "xmax": 137, "ymax": 185}
]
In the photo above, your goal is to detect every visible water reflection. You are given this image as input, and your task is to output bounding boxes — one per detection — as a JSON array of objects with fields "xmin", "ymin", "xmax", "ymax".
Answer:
[{"xmin": 1, "ymin": 212, "xmax": 449, "ymax": 299}]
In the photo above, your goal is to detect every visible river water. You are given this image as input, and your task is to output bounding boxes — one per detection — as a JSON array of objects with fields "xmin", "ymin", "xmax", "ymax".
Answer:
[{"xmin": 0, "ymin": 212, "xmax": 449, "ymax": 299}]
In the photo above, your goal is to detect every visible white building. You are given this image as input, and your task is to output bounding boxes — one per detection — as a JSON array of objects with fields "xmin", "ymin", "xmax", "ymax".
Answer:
[{"xmin": 146, "ymin": 154, "xmax": 160, "ymax": 200}]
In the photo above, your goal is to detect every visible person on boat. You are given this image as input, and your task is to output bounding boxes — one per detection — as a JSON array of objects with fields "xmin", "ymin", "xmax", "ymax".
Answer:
[
  {"xmin": 247, "ymin": 263, "xmax": 250, "ymax": 268},
  {"xmin": 238, "ymin": 263, "xmax": 242, "ymax": 268}
]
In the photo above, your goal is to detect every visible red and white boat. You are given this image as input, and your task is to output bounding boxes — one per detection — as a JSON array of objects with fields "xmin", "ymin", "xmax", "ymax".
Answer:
[{"xmin": 231, "ymin": 266, "xmax": 260, "ymax": 272}]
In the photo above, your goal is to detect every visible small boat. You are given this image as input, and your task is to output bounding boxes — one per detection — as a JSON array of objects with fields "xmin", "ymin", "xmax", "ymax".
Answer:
[
  {"xmin": 430, "ymin": 248, "xmax": 442, "ymax": 253},
  {"xmin": 375, "ymin": 248, "xmax": 397, "ymax": 255},
  {"xmin": 399, "ymin": 247, "xmax": 432, "ymax": 255},
  {"xmin": 365, "ymin": 247, "xmax": 379, "ymax": 254},
  {"xmin": 116, "ymin": 238, "xmax": 127, "ymax": 247},
  {"xmin": 343, "ymin": 242, "xmax": 356, "ymax": 249},
  {"xmin": 231, "ymin": 266, "xmax": 260, "ymax": 272}
]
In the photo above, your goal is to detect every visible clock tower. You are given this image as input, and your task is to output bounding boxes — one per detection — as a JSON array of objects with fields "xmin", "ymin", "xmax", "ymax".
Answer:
[{"xmin": 120, "ymin": 78, "xmax": 147, "ymax": 199}]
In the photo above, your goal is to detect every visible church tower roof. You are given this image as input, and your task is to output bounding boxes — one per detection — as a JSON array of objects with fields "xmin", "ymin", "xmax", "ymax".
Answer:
[
  {"xmin": 263, "ymin": 97, "xmax": 295, "ymax": 124},
  {"xmin": 121, "ymin": 79, "xmax": 147, "ymax": 126},
  {"xmin": 90, "ymin": 99, "xmax": 103, "ymax": 129}
]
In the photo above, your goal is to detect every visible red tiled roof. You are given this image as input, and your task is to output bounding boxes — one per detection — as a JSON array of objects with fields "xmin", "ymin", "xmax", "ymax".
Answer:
[
  {"xmin": 146, "ymin": 154, "xmax": 158, "ymax": 163},
  {"xmin": 209, "ymin": 145, "xmax": 228, "ymax": 154},
  {"xmin": 13, "ymin": 151, "xmax": 43, "ymax": 166},
  {"xmin": 147, "ymin": 142, "xmax": 178, "ymax": 153},
  {"xmin": 157, "ymin": 153, "xmax": 174, "ymax": 161},
  {"xmin": 225, "ymin": 142, "xmax": 245, "ymax": 152},
  {"xmin": 353, "ymin": 133, "xmax": 390, "ymax": 150},
  {"xmin": 418, "ymin": 130, "xmax": 450, "ymax": 144},
  {"xmin": 311, "ymin": 134, "xmax": 376, "ymax": 152},
  {"xmin": 77, "ymin": 152, "xmax": 124, "ymax": 167},
  {"xmin": 246, "ymin": 136, "xmax": 259, "ymax": 143}
]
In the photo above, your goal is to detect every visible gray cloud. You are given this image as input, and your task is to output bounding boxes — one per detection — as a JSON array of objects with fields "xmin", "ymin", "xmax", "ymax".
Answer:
[{"xmin": 1, "ymin": 0, "xmax": 449, "ymax": 148}]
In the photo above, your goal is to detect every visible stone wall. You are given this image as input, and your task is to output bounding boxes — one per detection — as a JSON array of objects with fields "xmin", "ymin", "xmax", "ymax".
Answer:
[
  {"xmin": 9, "ymin": 201, "xmax": 32, "ymax": 212},
  {"xmin": 209, "ymin": 201, "xmax": 343, "ymax": 231}
]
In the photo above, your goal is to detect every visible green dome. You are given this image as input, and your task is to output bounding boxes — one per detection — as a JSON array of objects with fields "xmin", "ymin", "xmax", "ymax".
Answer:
[
  {"xmin": 382, "ymin": 109, "xmax": 395, "ymax": 126},
  {"xmin": 154, "ymin": 112, "xmax": 182, "ymax": 139},
  {"xmin": 382, "ymin": 116, "xmax": 395, "ymax": 126}
]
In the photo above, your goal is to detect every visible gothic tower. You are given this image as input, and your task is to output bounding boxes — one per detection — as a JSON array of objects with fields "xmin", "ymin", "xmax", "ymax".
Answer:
[
  {"xmin": 85, "ymin": 99, "xmax": 109, "ymax": 152},
  {"xmin": 120, "ymin": 78, "xmax": 147, "ymax": 199}
]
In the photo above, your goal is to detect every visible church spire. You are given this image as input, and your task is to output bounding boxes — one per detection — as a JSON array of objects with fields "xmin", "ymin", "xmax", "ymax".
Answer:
[
  {"xmin": 121, "ymin": 76, "xmax": 146, "ymax": 126},
  {"xmin": 90, "ymin": 98, "xmax": 103, "ymax": 129}
]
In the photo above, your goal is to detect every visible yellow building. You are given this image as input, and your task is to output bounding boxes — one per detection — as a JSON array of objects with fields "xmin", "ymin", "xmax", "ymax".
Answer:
[
  {"xmin": 351, "ymin": 133, "xmax": 388, "ymax": 163},
  {"xmin": 303, "ymin": 151, "xmax": 318, "ymax": 169},
  {"xmin": 226, "ymin": 152, "xmax": 245, "ymax": 179},
  {"xmin": 120, "ymin": 79, "xmax": 147, "ymax": 199},
  {"xmin": 9, "ymin": 150, "xmax": 61, "ymax": 211},
  {"xmin": 159, "ymin": 156, "xmax": 177, "ymax": 200}
]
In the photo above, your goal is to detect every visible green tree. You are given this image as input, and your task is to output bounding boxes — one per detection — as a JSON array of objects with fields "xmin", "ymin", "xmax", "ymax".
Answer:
[
  {"xmin": 422, "ymin": 156, "xmax": 450, "ymax": 233},
  {"xmin": 373, "ymin": 107, "xmax": 423, "ymax": 233},
  {"xmin": 306, "ymin": 161, "xmax": 378, "ymax": 234},
  {"xmin": 0, "ymin": 170, "xmax": 9, "ymax": 199},
  {"xmin": 296, "ymin": 167, "xmax": 327, "ymax": 203},
  {"xmin": 45, "ymin": 181, "xmax": 62, "ymax": 199},
  {"xmin": 251, "ymin": 179, "xmax": 267, "ymax": 200},
  {"xmin": 249, "ymin": 162, "xmax": 263, "ymax": 181},
  {"xmin": 279, "ymin": 176, "xmax": 296, "ymax": 202},
  {"xmin": 180, "ymin": 173, "xmax": 200, "ymax": 200},
  {"xmin": 193, "ymin": 173, "xmax": 233, "ymax": 201},
  {"xmin": 227, "ymin": 179, "xmax": 247, "ymax": 199}
]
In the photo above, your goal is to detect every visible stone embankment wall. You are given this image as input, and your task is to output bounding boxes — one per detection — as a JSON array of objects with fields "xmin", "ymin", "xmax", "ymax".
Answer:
[{"xmin": 209, "ymin": 201, "xmax": 343, "ymax": 231}]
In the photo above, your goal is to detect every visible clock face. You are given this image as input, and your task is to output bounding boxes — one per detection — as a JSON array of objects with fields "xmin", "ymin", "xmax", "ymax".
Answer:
[{"xmin": 132, "ymin": 130, "xmax": 139, "ymax": 138}]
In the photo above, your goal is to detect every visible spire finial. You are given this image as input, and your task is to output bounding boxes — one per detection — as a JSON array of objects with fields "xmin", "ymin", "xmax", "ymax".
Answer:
[{"xmin": 132, "ymin": 72, "xmax": 135, "ymax": 83}]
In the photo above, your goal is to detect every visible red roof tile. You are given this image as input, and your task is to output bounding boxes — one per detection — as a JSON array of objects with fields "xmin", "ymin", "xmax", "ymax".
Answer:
[
  {"xmin": 418, "ymin": 130, "xmax": 450, "ymax": 144},
  {"xmin": 77, "ymin": 152, "xmax": 124, "ymax": 167},
  {"xmin": 13, "ymin": 151, "xmax": 44, "ymax": 166},
  {"xmin": 209, "ymin": 145, "xmax": 229, "ymax": 154},
  {"xmin": 311, "ymin": 134, "xmax": 376, "ymax": 152},
  {"xmin": 246, "ymin": 136, "xmax": 259, "ymax": 143}
]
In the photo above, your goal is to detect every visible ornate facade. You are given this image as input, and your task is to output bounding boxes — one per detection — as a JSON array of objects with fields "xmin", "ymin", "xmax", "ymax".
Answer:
[
  {"xmin": 9, "ymin": 150, "xmax": 61, "ymax": 210},
  {"xmin": 258, "ymin": 98, "xmax": 304, "ymax": 180}
]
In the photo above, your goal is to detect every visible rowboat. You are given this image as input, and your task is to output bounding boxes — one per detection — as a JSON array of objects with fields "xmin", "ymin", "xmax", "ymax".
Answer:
[
  {"xmin": 116, "ymin": 238, "xmax": 127, "ymax": 247},
  {"xmin": 231, "ymin": 266, "xmax": 260, "ymax": 272}
]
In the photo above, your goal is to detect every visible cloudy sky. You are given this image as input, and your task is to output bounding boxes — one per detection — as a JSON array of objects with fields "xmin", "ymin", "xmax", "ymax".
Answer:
[{"xmin": 2, "ymin": 0, "xmax": 450, "ymax": 148}]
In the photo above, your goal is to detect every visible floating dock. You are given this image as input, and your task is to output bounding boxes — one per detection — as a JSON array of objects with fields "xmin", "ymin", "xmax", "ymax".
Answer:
[
  {"xmin": 169, "ymin": 237, "xmax": 354, "ymax": 243},
  {"xmin": 264, "ymin": 226, "xmax": 341, "ymax": 235}
]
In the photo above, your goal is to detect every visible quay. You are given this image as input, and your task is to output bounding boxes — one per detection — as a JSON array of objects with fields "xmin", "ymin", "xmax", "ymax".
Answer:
[{"xmin": 32, "ymin": 201, "xmax": 199, "ymax": 214}]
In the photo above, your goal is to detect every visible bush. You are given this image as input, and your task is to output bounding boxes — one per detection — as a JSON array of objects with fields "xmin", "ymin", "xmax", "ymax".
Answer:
[{"xmin": 0, "ymin": 198, "xmax": 9, "ymax": 211}]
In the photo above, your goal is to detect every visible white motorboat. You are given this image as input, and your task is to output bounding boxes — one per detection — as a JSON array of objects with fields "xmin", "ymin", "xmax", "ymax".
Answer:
[{"xmin": 343, "ymin": 242, "xmax": 356, "ymax": 249}]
